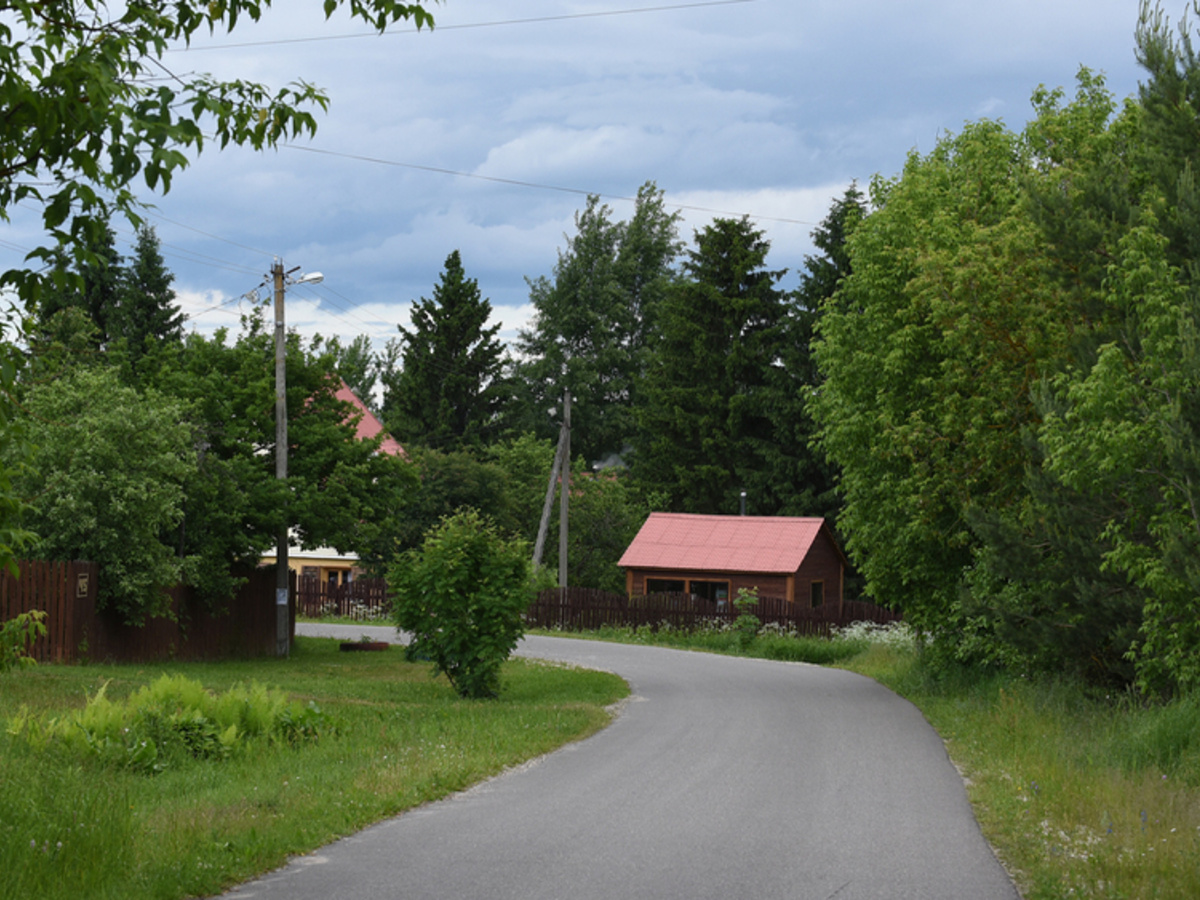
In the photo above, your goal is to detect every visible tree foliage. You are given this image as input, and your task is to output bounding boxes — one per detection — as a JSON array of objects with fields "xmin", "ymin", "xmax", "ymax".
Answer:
[
  {"xmin": 15, "ymin": 367, "xmax": 193, "ymax": 624},
  {"xmin": 516, "ymin": 182, "xmax": 681, "ymax": 464},
  {"xmin": 811, "ymin": 4, "xmax": 1200, "ymax": 694},
  {"xmin": 142, "ymin": 309, "xmax": 413, "ymax": 603},
  {"xmin": 121, "ymin": 225, "xmax": 184, "ymax": 365},
  {"xmin": 634, "ymin": 217, "xmax": 790, "ymax": 515}
]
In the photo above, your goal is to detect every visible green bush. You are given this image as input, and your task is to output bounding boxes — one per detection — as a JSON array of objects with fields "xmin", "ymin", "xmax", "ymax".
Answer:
[
  {"xmin": 731, "ymin": 587, "xmax": 761, "ymax": 652},
  {"xmin": 390, "ymin": 508, "xmax": 533, "ymax": 699},
  {"xmin": 0, "ymin": 610, "xmax": 46, "ymax": 672}
]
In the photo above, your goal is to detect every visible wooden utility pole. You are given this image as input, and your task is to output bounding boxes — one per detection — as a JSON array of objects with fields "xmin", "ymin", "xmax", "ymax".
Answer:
[
  {"xmin": 558, "ymin": 389, "xmax": 570, "ymax": 589},
  {"xmin": 533, "ymin": 426, "xmax": 566, "ymax": 570},
  {"xmin": 272, "ymin": 260, "xmax": 290, "ymax": 658},
  {"xmin": 532, "ymin": 387, "xmax": 571, "ymax": 587}
]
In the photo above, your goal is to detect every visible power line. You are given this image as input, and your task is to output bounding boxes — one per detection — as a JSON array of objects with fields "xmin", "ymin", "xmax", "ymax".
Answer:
[
  {"xmin": 281, "ymin": 143, "xmax": 819, "ymax": 227},
  {"xmin": 174, "ymin": 1, "xmax": 756, "ymax": 51}
]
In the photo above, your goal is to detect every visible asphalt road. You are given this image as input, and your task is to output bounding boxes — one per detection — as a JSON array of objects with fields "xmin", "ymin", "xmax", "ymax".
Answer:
[{"xmin": 217, "ymin": 623, "xmax": 1019, "ymax": 900}]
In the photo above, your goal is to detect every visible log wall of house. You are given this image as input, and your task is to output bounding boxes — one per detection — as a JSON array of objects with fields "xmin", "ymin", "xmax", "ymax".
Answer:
[{"xmin": 795, "ymin": 531, "xmax": 845, "ymax": 608}]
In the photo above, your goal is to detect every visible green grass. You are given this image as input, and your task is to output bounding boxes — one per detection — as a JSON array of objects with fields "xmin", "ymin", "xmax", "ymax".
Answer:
[
  {"xmin": 840, "ymin": 644, "xmax": 1200, "ymax": 900},
  {"xmin": 0, "ymin": 636, "xmax": 627, "ymax": 900}
]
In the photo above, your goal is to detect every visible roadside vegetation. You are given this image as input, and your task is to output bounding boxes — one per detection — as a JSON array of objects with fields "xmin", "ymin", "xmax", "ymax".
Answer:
[
  {"xmin": 532, "ymin": 618, "xmax": 883, "ymax": 667},
  {"xmin": 0, "ymin": 636, "xmax": 627, "ymax": 900}
]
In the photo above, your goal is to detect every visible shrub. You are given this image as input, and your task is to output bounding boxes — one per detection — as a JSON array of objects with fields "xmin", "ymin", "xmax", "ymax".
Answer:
[
  {"xmin": 731, "ymin": 587, "xmax": 761, "ymax": 652},
  {"xmin": 389, "ymin": 509, "xmax": 532, "ymax": 699},
  {"xmin": 0, "ymin": 610, "xmax": 46, "ymax": 672}
]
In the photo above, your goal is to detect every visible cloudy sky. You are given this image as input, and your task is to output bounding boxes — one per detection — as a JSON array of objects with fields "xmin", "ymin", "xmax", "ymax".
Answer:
[{"xmin": 5, "ymin": 0, "xmax": 1155, "ymax": 353}]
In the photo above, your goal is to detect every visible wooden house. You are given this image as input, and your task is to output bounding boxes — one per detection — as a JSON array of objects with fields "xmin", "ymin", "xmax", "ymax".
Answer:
[{"xmin": 618, "ymin": 513, "xmax": 846, "ymax": 609}]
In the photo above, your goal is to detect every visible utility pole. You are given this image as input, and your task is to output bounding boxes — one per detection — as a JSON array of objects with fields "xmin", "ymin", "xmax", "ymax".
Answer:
[
  {"xmin": 272, "ymin": 260, "xmax": 290, "ymax": 658},
  {"xmin": 558, "ymin": 389, "xmax": 570, "ymax": 589},
  {"xmin": 533, "ymin": 426, "xmax": 567, "ymax": 570},
  {"xmin": 533, "ymin": 386, "xmax": 572, "ymax": 581}
]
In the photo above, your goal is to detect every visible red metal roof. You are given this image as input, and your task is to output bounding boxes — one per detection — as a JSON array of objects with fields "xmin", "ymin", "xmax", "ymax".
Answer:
[
  {"xmin": 618, "ymin": 513, "xmax": 829, "ymax": 574},
  {"xmin": 334, "ymin": 380, "xmax": 405, "ymax": 458}
]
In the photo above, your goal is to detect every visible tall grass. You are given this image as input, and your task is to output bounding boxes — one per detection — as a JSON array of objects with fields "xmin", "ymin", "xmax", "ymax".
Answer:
[{"xmin": 0, "ymin": 637, "xmax": 627, "ymax": 900}]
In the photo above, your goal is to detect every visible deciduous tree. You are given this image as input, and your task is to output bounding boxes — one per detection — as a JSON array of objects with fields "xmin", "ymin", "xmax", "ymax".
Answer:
[
  {"xmin": 16, "ymin": 367, "xmax": 193, "ymax": 624},
  {"xmin": 516, "ymin": 182, "xmax": 681, "ymax": 464},
  {"xmin": 0, "ymin": 0, "xmax": 433, "ymax": 306}
]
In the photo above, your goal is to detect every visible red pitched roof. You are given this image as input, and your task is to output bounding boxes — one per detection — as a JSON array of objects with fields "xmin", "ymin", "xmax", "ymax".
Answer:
[
  {"xmin": 334, "ymin": 380, "xmax": 405, "ymax": 458},
  {"xmin": 618, "ymin": 513, "xmax": 831, "ymax": 574}
]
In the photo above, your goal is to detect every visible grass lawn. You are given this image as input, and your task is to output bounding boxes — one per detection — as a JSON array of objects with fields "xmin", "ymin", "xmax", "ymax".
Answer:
[{"xmin": 0, "ymin": 635, "xmax": 627, "ymax": 900}]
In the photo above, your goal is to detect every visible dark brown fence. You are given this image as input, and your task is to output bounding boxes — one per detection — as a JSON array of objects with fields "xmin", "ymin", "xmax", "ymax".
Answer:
[
  {"xmin": 297, "ymin": 578, "xmax": 390, "ymax": 620},
  {"xmin": 0, "ymin": 560, "xmax": 294, "ymax": 664},
  {"xmin": 526, "ymin": 586, "xmax": 901, "ymax": 637}
]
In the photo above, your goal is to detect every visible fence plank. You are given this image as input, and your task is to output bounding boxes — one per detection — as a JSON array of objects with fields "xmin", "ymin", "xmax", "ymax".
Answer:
[
  {"xmin": 0, "ymin": 561, "xmax": 288, "ymax": 664},
  {"xmin": 296, "ymin": 578, "xmax": 391, "ymax": 621}
]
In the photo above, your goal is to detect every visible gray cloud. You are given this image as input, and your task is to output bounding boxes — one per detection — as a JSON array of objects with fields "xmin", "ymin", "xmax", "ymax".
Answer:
[{"xmin": 3, "ymin": 0, "xmax": 1150, "ymax": 354}]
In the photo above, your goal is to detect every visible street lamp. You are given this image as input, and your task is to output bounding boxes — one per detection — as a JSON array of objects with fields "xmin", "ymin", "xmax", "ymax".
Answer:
[{"xmin": 271, "ymin": 261, "xmax": 323, "ymax": 658}]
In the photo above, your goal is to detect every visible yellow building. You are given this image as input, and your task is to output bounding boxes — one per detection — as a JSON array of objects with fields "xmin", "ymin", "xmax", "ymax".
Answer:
[{"xmin": 260, "ymin": 544, "xmax": 363, "ymax": 588}]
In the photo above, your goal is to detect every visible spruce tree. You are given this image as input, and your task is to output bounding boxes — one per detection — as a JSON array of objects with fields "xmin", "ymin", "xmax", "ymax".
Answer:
[
  {"xmin": 382, "ymin": 251, "xmax": 509, "ymax": 450},
  {"xmin": 120, "ymin": 225, "xmax": 183, "ymax": 363},
  {"xmin": 633, "ymin": 217, "xmax": 789, "ymax": 514}
]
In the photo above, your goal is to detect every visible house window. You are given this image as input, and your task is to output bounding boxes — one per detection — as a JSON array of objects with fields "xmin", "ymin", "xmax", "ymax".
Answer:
[
  {"xmin": 811, "ymin": 581, "xmax": 825, "ymax": 608},
  {"xmin": 301, "ymin": 566, "xmax": 319, "ymax": 580},
  {"xmin": 646, "ymin": 578, "xmax": 686, "ymax": 594},
  {"xmin": 688, "ymin": 580, "xmax": 729, "ymax": 603}
]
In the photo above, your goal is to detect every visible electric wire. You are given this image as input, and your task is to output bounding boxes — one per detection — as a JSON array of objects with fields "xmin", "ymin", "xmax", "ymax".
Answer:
[
  {"xmin": 3, "ymin": 0, "xmax": 812, "ymax": 334},
  {"xmin": 172, "ymin": 1, "xmax": 756, "ymax": 51},
  {"xmin": 279, "ymin": 143, "xmax": 818, "ymax": 227}
]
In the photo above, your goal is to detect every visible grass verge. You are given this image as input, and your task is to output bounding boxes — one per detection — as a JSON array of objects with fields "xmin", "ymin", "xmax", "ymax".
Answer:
[
  {"xmin": 0, "ymin": 635, "xmax": 627, "ymax": 900},
  {"xmin": 529, "ymin": 620, "xmax": 874, "ymax": 665}
]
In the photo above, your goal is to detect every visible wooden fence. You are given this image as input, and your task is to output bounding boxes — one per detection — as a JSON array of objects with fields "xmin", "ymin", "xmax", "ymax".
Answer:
[
  {"xmin": 526, "ymin": 586, "xmax": 902, "ymax": 637},
  {"xmin": 0, "ymin": 560, "xmax": 294, "ymax": 664},
  {"xmin": 297, "ymin": 578, "xmax": 390, "ymax": 620}
]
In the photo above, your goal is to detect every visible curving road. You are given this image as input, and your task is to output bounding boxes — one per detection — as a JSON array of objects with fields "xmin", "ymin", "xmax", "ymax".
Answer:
[{"xmin": 219, "ymin": 624, "xmax": 1018, "ymax": 900}]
